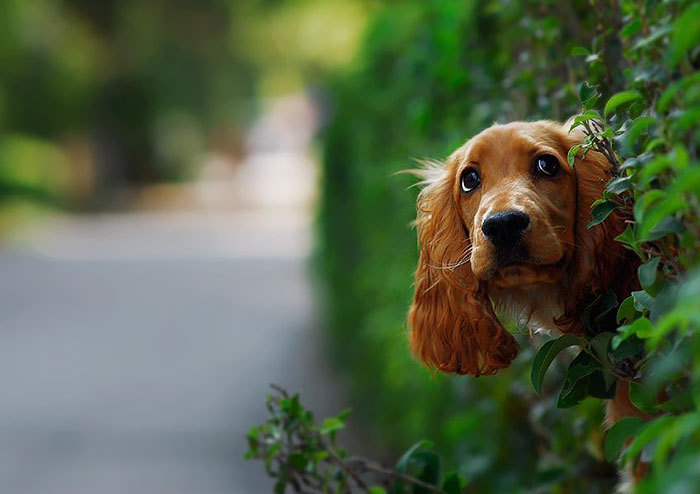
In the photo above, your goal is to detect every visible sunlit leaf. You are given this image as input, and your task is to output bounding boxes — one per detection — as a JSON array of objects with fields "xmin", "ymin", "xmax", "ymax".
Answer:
[
  {"xmin": 320, "ymin": 417, "xmax": 345, "ymax": 435},
  {"xmin": 604, "ymin": 90, "xmax": 643, "ymax": 118},
  {"xmin": 568, "ymin": 144, "xmax": 582, "ymax": 167},
  {"xmin": 571, "ymin": 46, "xmax": 591, "ymax": 56},
  {"xmin": 613, "ymin": 317, "xmax": 653, "ymax": 347}
]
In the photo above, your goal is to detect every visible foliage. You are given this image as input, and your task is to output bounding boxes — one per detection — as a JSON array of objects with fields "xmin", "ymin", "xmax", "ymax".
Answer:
[
  {"xmin": 0, "ymin": 0, "xmax": 256, "ymax": 194},
  {"xmin": 535, "ymin": 1, "xmax": 700, "ymax": 491},
  {"xmin": 246, "ymin": 385, "xmax": 466, "ymax": 494},
  {"xmin": 0, "ymin": 0, "xmax": 367, "ymax": 212},
  {"xmin": 318, "ymin": 0, "xmax": 699, "ymax": 492}
]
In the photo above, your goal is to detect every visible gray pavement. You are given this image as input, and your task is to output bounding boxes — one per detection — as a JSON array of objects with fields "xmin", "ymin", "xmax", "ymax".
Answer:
[{"xmin": 0, "ymin": 211, "xmax": 346, "ymax": 494}]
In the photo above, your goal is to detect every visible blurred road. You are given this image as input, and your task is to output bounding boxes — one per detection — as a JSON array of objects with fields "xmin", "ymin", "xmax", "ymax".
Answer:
[{"xmin": 0, "ymin": 210, "xmax": 345, "ymax": 494}]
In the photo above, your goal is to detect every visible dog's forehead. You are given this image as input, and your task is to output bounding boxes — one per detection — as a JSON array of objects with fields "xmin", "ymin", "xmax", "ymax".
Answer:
[{"xmin": 458, "ymin": 122, "xmax": 562, "ymax": 164}]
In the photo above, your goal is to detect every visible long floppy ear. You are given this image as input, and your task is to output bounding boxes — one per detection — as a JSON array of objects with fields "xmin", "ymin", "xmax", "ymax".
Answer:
[
  {"xmin": 408, "ymin": 164, "xmax": 519, "ymax": 376},
  {"xmin": 557, "ymin": 122, "xmax": 637, "ymax": 332}
]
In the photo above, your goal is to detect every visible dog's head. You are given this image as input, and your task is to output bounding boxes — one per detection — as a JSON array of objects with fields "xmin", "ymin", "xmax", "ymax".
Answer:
[{"xmin": 409, "ymin": 120, "xmax": 626, "ymax": 376}]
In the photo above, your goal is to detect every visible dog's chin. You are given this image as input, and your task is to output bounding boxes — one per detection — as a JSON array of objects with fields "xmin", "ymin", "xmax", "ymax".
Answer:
[{"xmin": 485, "ymin": 258, "xmax": 567, "ymax": 288}]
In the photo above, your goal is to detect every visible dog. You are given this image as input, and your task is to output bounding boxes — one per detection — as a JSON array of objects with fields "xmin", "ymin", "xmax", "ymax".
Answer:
[{"xmin": 407, "ymin": 120, "xmax": 647, "ymax": 441}]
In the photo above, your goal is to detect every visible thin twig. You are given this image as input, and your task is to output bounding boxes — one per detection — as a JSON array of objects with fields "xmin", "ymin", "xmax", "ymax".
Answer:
[
  {"xmin": 348, "ymin": 457, "xmax": 447, "ymax": 494},
  {"xmin": 318, "ymin": 435, "xmax": 371, "ymax": 493}
]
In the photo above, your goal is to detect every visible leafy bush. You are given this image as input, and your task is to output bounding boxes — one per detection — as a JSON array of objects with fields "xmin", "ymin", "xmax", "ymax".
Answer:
[
  {"xmin": 246, "ymin": 385, "xmax": 466, "ymax": 494},
  {"xmin": 318, "ymin": 0, "xmax": 699, "ymax": 491},
  {"xmin": 551, "ymin": 2, "xmax": 700, "ymax": 491}
]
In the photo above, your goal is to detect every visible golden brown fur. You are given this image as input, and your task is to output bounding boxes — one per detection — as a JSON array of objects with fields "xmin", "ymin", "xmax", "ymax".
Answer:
[{"xmin": 408, "ymin": 120, "xmax": 641, "ymax": 429}]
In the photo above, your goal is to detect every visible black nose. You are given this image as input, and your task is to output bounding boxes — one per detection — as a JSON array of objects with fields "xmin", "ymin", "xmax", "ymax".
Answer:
[{"xmin": 481, "ymin": 210, "xmax": 530, "ymax": 248}]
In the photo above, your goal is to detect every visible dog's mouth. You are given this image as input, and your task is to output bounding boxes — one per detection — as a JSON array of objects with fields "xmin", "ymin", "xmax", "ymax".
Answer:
[
  {"xmin": 494, "ymin": 241, "xmax": 530, "ymax": 267},
  {"xmin": 490, "ymin": 255, "xmax": 567, "ymax": 287}
]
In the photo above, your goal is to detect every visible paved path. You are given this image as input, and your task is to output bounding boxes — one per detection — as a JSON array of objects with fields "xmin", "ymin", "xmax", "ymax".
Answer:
[{"xmin": 0, "ymin": 211, "xmax": 345, "ymax": 494}]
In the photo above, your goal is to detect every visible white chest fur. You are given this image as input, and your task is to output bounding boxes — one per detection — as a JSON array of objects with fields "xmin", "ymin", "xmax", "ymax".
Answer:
[{"xmin": 489, "ymin": 283, "xmax": 566, "ymax": 335}]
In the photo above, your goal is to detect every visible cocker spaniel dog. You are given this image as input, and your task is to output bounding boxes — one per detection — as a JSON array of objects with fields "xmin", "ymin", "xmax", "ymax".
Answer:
[{"xmin": 408, "ymin": 120, "xmax": 642, "ymax": 423}]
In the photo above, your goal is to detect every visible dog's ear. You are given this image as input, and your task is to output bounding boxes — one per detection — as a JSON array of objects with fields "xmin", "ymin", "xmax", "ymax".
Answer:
[
  {"xmin": 408, "ymin": 163, "xmax": 519, "ymax": 376},
  {"xmin": 558, "ymin": 120, "xmax": 633, "ymax": 331}
]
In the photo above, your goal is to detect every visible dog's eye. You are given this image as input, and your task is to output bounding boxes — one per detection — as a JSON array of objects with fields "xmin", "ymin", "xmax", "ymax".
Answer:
[
  {"xmin": 534, "ymin": 154, "xmax": 560, "ymax": 177},
  {"xmin": 460, "ymin": 167, "xmax": 480, "ymax": 193}
]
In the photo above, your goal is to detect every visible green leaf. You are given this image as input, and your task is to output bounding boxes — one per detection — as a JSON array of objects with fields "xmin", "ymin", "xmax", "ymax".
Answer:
[
  {"xmin": 632, "ymin": 290, "xmax": 655, "ymax": 312},
  {"xmin": 621, "ymin": 19, "xmax": 642, "ymax": 37},
  {"xmin": 638, "ymin": 258, "xmax": 660, "ymax": 289},
  {"xmin": 579, "ymin": 292, "xmax": 617, "ymax": 332},
  {"xmin": 615, "ymin": 225, "xmax": 638, "ymax": 251},
  {"xmin": 531, "ymin": 334, "xmax": 582, "ymax": 395},
  {"xmin": 587, "ymin": 370, "xmax": 617, "ymax": 400},
  {"xmin": 604, "ymin": 90, "xmax": 642, "ymax": 118},
  {"xmin": 557, "ymin": 374, "xmax": 591, "ymax": 408},
  {"xmin": 659, "ymin": 385, "xmax": 694, "ymax": 413},
  {"xmin": 606, "ymin": 176, "xmax": 632, "ymax": 194},
  {"xmin": 336, "ymin": 408, "xmax": 352, "ymax": 422},
  {"xmin": 617, "ymin": 296, "xmax": 637, "ymax": 324},
  {"xmin": 629, "ymin": 381, "xmax": 658, "ymax": 414},
  {"xmin": 320, "ymin": 417, "xmax": 345, "ymax": 435},
  {"xmin": 567, "ymin": 144, "xmax": 582, "ymax": 167},
  {"xmin": 644, "ymin": 138, "xmax": 665, "ymax": 153},
  {"xmin": 556, "ymin": 367, "xmax": 616, "ymax": 408},
  {"xmin": 659, "ymin": 72, "xmax": 700, "ymax": 112},
  {"xmin": 652, "ymin": 413, "xmax": 700, "ymax": 471},
  {"xmin": 288, "ymin": 452, "xmax": 309, "ymax": 471},
  {"xmin": 605, "ymin": 417, "xmax": 647, "ymax": 462},
  {"xmin": 312, "ymin": 451, "xmax": 329, "ymax": 462},
  {"xmin": 556, "ymin": 351, "xmax": 599, "ymax": 408},
  {"xmin": 579, "ymin": 82, "xmax": 599, "ymax": 108},
  {"xmin": 623, "ymin": 416, "xmax": 675, "ymax": 462},
  {"xmin": 634, "ymin": 189, "xmax": 666, "ymax": 224},
  {"xmin": 638, "ymin": 197, "xmax": 686, "ymax": 241},
  {"xmin": 611, "ymin": 336, "xmax": 643, "ymax": 360},
  {"xmin": 571, "ymin": 110, "xmax": 601, "ymax": 126},
  {"xmin": 392, "ymin": 441, "xmax": 440, "ymax": 494},
  {"xmin": 647, "ymin": 216, "xmax": 683, "ymax": 241},
  {"xmin": 621, "ymin": 116, "xmax": 656, "ymax": 155},
  {"xmin": 410, "ymin": 450, "xmax": 441, "ymax": 492},
  {"xmin": 571, "ymin": 46, "xmax": 590, "ymax": 56},
  {"xmin": 590, "ymin": 332, "xmax": 614, "ymax": 368},
  {"xmin": 442, "ymin": 473, "xmax": 467, "ymax": 494},
  {"xmin": 395, "ymin": 440, "xmax": 433, "ymax": 473},
  {"xmin": 613, "ymin": 317, "xmax": 653, "ymax": 347},
  {"xmin": 370, "ymin": 487, "xmax": 387, "ymax": 494},
  {"xmin": 588, "ymin": 200, "xmax": 618, "ymax": 228},
  {"xmin": 669, "ymin": 3, "xmax": 700, "ymax": 66},
  {"xmin": 634, "ymin": 24, "xmax": 673, "ymax": 51}
]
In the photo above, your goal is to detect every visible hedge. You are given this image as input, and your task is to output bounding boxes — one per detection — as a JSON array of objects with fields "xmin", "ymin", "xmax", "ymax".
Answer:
[{"xmin": 318, "ymin": 0, "xmax": 699, "ymax": 492}]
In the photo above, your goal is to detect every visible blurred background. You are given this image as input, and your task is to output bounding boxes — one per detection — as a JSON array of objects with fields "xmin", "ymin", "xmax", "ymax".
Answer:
[{"xmin": 0, "ymin": 0, "xmax": 639, "ymax": 493}]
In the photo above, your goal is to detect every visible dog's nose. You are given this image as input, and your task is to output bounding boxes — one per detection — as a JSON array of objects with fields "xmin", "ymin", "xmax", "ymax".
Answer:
[{"xmin": 481, "ymin": 210, "xmax": 530, "ymax": 248}]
